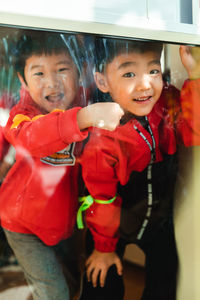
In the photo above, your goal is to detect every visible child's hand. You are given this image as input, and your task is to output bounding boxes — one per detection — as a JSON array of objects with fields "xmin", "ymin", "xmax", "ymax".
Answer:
[
  {"xmin": 180, "ymin": 45, "xmax": 200, "ymax": 80},
  {"xmin": 85, "ymin": 249, "xmax": 123, "ymax": 288},
  {"xmin": 77, "ymin": 102, "xmax": 124, "ymax": 131},
  {"xmin": 90, "ymin": 102, "xmax": 124, "ymax": 131}
]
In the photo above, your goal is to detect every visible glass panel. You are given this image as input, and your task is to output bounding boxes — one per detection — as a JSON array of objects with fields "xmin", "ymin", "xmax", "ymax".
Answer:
[{"xmin": 0, "ymin": 25, "xmax": 199, "ymax": 300}]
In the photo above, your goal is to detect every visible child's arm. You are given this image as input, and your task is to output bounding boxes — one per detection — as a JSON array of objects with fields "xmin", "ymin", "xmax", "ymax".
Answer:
[
  {"xmin": 177, "ymin": 46, "xmax": 200, "ymax": 146},
  {"xmin": 5, "ymin": 102, "xmax": 123, "ymax": 158},
  {"xmin": 85, "ymin": 249, "xmax": 122, "ymax": 288},
  {"xmin": 80, "ymin": 131, "xmax": 127, "ymax": 287}
]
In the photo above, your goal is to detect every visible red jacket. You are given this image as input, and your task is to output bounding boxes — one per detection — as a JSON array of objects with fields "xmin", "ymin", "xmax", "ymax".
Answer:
[
  {"xmin": 81, "ymin": 79, "xmax": 200, "ymax": 252},
  {"xmin": 0, "ymin": 88, "xmax": 88, "ymax": 245},
  {"xmin": 0, "ymin": 126, "xmax": 9, "ymax": 161}
]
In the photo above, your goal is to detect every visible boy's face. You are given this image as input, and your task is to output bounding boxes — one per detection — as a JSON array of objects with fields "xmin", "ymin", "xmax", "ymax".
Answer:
[
  {"xmin": 18, "ymin": 52, "xmax": 79, "ymax": 113},
  {"xmin": 95, "ymin": 51, "xmax": 163, "ymax": 116}
]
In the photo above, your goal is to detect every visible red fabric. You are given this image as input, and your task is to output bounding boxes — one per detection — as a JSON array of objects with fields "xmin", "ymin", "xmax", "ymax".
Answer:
[
  {"xmin": 81, "ymin": 80, "xmax": 200, "ymax": 252},
  {"xmin": 177, "ymin": 79, "xmax": 200, "ymax": 146},
  {"xmin": 0, "ymin": 126, "xmax": 9, "ymax": 161},
  {"xmin": 0, "ymin": 87, "xmax": 89, "ymax": 245}
]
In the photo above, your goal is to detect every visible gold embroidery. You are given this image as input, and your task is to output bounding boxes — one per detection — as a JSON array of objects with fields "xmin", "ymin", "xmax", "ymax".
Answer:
[
  {"xmin": 11, "ymin": 114, "xmax": 31, "ymax": 129},
  {"xmin": 11, "ymin": 109, "xmax": 64, "ymax": 129}
]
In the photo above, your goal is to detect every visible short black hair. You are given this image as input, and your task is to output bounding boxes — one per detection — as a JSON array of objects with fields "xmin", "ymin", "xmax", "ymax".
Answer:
[
  {"xmin": 14, "ymin": 30, "xmax": 83, "ymax": 80},
  {"xmin": 94, "ymin": 36, "xmax": 163, "ymax": 72}
]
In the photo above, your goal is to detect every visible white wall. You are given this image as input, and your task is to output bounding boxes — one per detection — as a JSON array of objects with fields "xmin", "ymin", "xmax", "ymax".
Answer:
[{"xmin": 175, "ymin": 146, "xmax": 200, "ymax": 300}]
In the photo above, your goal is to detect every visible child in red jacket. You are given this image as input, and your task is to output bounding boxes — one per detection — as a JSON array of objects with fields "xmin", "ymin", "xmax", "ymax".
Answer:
[
  {"xmin": 79, "ymin": 38, "xmax": 200, "ymax": 300},
  {"xmin": 0, "ymin": 31, "xmax": 123, "ymax": 300}
]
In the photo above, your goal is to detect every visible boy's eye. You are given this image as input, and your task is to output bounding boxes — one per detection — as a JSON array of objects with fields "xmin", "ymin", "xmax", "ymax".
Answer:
[
  {"xmin": 33, "ymin": 72, "xmax": 43, "ymax": 76},
  {"xmin": 58, "ymin": 67, "xmax": 69, "ymax": 72},
  {"xmin": 123, "ymin": 72, "xmax": 135, "ymax": 78},
  {"xmin": 150, "ymin": 69, "xmax": 160, "ymax": 75}
]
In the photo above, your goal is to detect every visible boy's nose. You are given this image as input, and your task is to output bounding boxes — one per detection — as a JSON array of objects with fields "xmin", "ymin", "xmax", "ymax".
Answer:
[
  {"xmin": 46, "ymin": 74, "xmax": 59, "ymax": 89},
  {"xmin": 136, "ymin": 75, "xmax": 151, "ymax": 91}
]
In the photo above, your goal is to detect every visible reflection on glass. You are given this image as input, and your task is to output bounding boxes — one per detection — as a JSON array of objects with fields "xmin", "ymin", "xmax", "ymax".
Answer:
[{"xmin": 0, "ymin": 26, "xmax": 199, "ymax": 300}]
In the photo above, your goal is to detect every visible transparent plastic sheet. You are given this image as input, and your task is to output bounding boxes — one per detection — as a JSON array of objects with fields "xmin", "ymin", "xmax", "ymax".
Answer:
[
  {"xmin": 0, "ymin": 25, "xmax": 199, "ymax": 300},
  {"xmin": 0, "ymin": 28, "xmax": 20, "ymax": 183}
]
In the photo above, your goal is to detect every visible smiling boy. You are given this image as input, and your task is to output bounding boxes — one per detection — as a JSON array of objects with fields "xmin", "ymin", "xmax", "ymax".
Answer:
[
  {"xmin": 0, "ymin": 31, "xmax": 123, "ymax": 300},
  {"xmin": 95, "ymin": 48, "xmax": 163, "ymax": 116},
  {"xmin": 20, "ymin": 53, "xmax": 80, "ymax": 112},
  {"xmin": 79, "ymin": 38, "xmax": 200, "ymax": 300}
]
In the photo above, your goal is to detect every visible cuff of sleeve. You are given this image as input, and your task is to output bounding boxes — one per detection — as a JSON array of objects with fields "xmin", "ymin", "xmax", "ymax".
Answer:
[
  {"xmin": 93, "ymin": 233, "xmax": 119, "ymax": 252},
  {"xmin": 59, "ymin": 107, "xmax": 88, "ymax": 143},
  {"xmin": 183, "ymin": 78, "xmax": 200, "ymax": 87}
]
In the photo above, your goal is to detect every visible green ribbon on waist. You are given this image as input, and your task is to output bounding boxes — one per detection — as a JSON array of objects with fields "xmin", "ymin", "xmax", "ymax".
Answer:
[{"xmin": 77, "ymin": 195, "xmax": 117, "ymax": 229}]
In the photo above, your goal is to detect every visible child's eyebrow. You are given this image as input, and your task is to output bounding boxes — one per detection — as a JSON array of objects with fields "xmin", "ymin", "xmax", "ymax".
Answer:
[
  {"xmin": 30, "ymin": 64, "xmax": 42, "ymax": 71},
  {"xmin": 118, "ymin": 61, "xmax": 136, "ymax": 69},
  {"xmin": 29, "ymin": 60, "xmax": 73, "ymax": 71},
  {"xmin": 56, "ymin": 60, "xmax": 73, "ymax": 66},
  {"xmin": 148, "ymin": 59, "xmax": 161, "ymax": 66},
  {"xmin": 118, "ymin": 59, "xmax": 161, "ymax": 70}
]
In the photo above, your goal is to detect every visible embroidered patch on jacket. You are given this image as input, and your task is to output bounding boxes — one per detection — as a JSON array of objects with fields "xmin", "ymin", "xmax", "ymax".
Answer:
[{"xmin": 40, "ymin": 143, "xmax": 76, "ymax": 166}]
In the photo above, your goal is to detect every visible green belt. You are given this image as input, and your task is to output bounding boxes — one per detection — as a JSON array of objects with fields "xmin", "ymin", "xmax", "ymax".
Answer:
[{"xmin": 77, "ymin": 195, "xmax": 117, "ymax": 229}]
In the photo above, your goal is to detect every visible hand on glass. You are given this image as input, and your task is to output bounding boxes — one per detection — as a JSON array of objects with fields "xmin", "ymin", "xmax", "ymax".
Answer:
[
  {"xmin": 85, "ymin": 249, "xmax": 123, "ymax": 288},
  {"xmin": 77, "ymin": 102, "xmax": 124, "ymax": 131},
  {"xmin": 180, "ymin": 45, "xmax": 200, "ymax": 80}
]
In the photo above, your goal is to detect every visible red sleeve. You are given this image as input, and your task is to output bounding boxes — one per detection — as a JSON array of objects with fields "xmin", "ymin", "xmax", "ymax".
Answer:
[
  {"xmin": 177, "ymin": 79, "xmax": 200, "ymax": 146},
  {"xmin": 4, "ymin": 107, "xmax": 88, "ymax": 158},
  {"xmin": 81, "ymin": 130, "xmax": 123, "ymax": 252}
]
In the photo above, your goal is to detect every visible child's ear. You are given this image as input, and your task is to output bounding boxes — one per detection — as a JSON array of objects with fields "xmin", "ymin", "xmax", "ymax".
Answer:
[
  {"xmin": 17, "ymin": 72, "xmax": 29, "ymax": 91},
  {"xmin": 94, "ymin": 72, "xmax": 109, "ymax": 93}
]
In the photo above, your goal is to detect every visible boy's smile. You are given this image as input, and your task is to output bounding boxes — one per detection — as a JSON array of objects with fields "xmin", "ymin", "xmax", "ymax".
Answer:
[
  {"xmin": 95, "ymin": 51, "xmax": 163, "ymax": 116},
  {"xmin": 19, "ymin": 53, "xmax": 79, "ymax": 113},
  {"xmin": 45, "ymin": 92, "xmax": 64, "ymax": 102}
]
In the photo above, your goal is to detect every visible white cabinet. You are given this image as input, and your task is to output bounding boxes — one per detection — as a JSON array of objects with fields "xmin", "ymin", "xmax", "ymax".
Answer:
[{"xmin": 148, "ymin": 0, "xmax": 192, "ymax": 24}]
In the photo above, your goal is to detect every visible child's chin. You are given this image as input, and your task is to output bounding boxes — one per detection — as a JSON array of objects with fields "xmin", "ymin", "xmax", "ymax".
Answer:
[
  {"xmin": 132, "ymin": 104, "xmax": 155, "ymax": 116},
  {"xmin": 48, "ymin": 103, "xmax": 67, "ymax": 111},
  {"xmin": 128, "ymin": 107, "xmax": 148, "ymax": 117}
]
